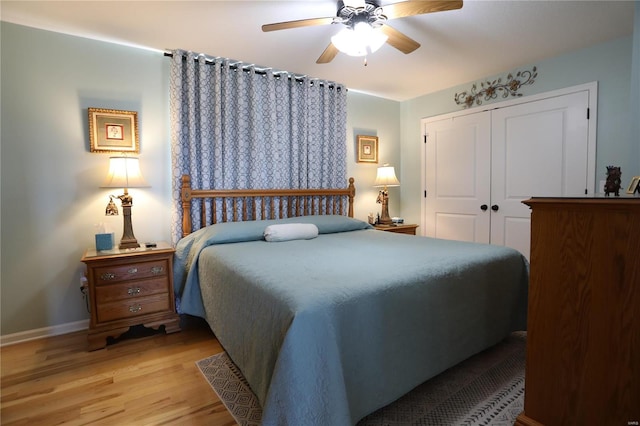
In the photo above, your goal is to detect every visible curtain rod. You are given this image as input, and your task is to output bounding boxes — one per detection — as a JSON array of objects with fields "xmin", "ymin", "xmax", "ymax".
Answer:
[{"xmin": 164, "ymin": 51, "xmax": 342, "ymax": 90}]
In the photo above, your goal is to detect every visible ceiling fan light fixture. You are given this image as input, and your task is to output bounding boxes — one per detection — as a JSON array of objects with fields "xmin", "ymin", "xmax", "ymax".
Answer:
[
  {"xmin": 367, "ymin": 27, "xmax": 388, "ymax": 53},
  {"xmin": 342, "ymin": 0, "xmax": 366, "ymax": 7},
  {"xmin": 331, "ymin": 28, "xmax": 364, "ymax": 56},
  {"xmin": 263, "ymin": 0, "xmax": 462, "ymax": 64},
  {"xmin": 331, "ymin": 22, "xmax": 388, "ymax": 57}
]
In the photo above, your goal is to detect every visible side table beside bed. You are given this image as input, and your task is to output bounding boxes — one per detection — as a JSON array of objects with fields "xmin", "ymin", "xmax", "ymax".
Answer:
[{"xmin": 81, "ymin": 242, "xmax": 180, "ymax": 351}]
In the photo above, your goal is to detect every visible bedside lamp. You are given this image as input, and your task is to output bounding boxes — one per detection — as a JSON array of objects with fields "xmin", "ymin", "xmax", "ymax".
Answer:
[
  {"xmin": 101, "ymin": 156, "xmax": 148, "ymax": 249},
  {"xmin": 374, "ymin": 164, "xmax": 400, "ymax": 225}
]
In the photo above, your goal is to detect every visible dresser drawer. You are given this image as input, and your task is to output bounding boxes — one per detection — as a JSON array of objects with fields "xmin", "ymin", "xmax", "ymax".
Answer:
[
  {"xmin": 94, "ymin": 277, "xmax": 169, "ymax": 303},
  {"xmin": 94, "ymin": 259, "xmax": 169, "ymax": 285},
  {"xmin": 96, "ymin": 293, "xmax": 170, "ymax": 323}
]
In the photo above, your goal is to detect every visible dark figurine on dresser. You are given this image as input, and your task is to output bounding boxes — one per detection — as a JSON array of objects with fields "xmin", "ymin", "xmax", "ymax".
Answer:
[{"xmin": 604, "ymin": 166, "xmax": 622, "ymax": 196}]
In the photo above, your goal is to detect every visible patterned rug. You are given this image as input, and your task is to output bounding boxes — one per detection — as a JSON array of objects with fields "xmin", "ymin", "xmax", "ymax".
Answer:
[{"xmin": 196, "ymin": 332, "xmax": 526, "ymax": 426}]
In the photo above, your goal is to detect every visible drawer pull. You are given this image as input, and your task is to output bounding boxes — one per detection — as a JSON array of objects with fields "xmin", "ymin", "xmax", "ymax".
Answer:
[
  {"xmin": 127, "ymin": 287, "xmax": 141, "ymax": 296},
  {"xmin": 128, "ymin": 267, "xmax": 138, "ymax": 274},
  {"xmin": 129, "ymin": 304, "xmax": 142, "ymax": 313},
  {"xmin": 151, "ymin": 266, "xmax": 164, "ymax": 275},
  {"xmin": 100, "ymin": 272, "xmax": 116, "ymax": 280}
]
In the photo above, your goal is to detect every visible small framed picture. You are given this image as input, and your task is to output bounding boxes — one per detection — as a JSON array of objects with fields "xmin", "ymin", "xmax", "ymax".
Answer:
[
  {"xmin": 88, "ymin": 108, "xmax": 139, "ymax": 153},
  {"xmin": 357, "ymin": 135, "xmax": 378, "ymax": 163},
  {"xmin": 625, "ymin": 175, "xmax": 640, "ymax": 194}
]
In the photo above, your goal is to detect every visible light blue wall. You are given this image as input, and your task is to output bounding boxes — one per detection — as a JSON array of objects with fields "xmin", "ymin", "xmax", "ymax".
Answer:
[
  {"xmin": 631, "ymin": 2, "xmax": 640, "ymax": 167},
  {"xmin": 346, "ymin": 92, "xmax": 401, "ymax": 221},
  {"xmin": 1, "ymin": 22, "xmax": 172, "ymax": 335},
  {"xmin": 399, "ymin": 35, "xmax": 637, "ymax": 226}
]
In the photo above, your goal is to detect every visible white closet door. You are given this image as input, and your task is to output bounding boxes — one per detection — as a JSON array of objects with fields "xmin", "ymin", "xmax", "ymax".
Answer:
[
  {"xmin": 424, "ymin": 111, "xmax": 491, "ymax": 243},
  {"xmin": 490, "ymin": 91, "xmax": 590, "ymax": 259},
  {"xmin": 422, "ymin": 85, "xmax": 594, "ymax": 262}
]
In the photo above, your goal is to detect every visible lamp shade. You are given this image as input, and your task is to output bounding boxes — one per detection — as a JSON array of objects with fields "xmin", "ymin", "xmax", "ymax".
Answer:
[
  {"xmin": 101, "ymin": 156, "xmax": 148, "ymax": 189},
  {"xmin": 374, "ymin": 165, "xmax": 400, "ymax": 187}
]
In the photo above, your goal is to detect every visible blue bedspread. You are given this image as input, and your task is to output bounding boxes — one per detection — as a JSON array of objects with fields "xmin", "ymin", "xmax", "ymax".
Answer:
[{"xmin": 174, "ymin": 216, "xmax": 528, "ymax": 426}]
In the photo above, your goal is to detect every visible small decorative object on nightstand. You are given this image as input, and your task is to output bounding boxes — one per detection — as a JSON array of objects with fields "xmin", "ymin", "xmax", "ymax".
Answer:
[
  {"xmin": 81, "ymin": 242, "xmax": 180, "ymax": 351},
  {"xmin": 374, "ymin": 223, "xmax": 418, "ymax": 235}
]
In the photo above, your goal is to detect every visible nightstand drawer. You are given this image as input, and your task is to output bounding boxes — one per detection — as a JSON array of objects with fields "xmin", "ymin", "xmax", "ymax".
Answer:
[
  {"xmin": 94, "ymin": 277, "xmax": 169, "ymax": 303},
  {"xmin": 94, "ymin": 259, "xmax": 169, "ymax": 285},
  {"xmin": 389, "ymin": 227, "xmax": 416, "ymax": 235},
  {"xmin": 374, "ymin": 224, "xmax": 419, "ymax": 235},
  {"xmin": 96, "ymin": 293, "xmax": 170, "ymax": 323}
]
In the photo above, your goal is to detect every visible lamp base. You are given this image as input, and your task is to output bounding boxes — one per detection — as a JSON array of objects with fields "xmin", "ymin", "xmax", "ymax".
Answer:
[
  {"xmin": 377, "ymin": 189, "xmax": 393, "ymax": 225},
  {"xmin": 377, "ymin": 216, "xmax": 393, "ymax": 225},
  {"xmin": 119, "ymin": 237, "xmax": 140, "ymax": 250},
  {"xmin": 118, "ymin": 199, "xmax": 140, "ymax": 249}
]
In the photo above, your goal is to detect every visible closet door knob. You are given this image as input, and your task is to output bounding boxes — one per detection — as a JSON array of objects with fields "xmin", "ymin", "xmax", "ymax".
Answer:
[
  {"xmin": 491, "ymin": 204, "xmax": 499, "ymax": 211},
  {"xmin": 480, "ymin": 204, "xmax": 488, "ymax": 211}
]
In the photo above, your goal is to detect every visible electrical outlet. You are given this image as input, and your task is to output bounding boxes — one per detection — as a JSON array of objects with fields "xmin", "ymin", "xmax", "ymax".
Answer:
[{"xmin": 598, "ymin": 180, "xmax": 606, "ymax": 194}]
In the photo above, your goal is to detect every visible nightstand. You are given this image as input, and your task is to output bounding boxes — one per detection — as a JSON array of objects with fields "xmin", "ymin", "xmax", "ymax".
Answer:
[
  {"xmin": 81, "ymin": 242, "xmax": 180, "ymax": 351},
  {"xmin": 373, "ymin": 224, "xmax": 419, "ymax": 235}
]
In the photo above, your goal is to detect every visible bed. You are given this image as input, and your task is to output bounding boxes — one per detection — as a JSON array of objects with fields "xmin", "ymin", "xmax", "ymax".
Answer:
[{"xmin": 173, "ymin": 175, "xmax": 529, "ymax": 426}]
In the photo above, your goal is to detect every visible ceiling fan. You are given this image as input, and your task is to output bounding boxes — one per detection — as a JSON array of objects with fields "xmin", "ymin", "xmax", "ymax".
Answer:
[{"xmin": 262, "ymin": 0, "xmax": 463, "ymax": 64}]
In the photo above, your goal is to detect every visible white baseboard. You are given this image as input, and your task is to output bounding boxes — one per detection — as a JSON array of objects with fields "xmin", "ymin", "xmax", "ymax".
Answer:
[{"xmin": 0, "ymin": 319, "xmax": 89, "ymax": 347}]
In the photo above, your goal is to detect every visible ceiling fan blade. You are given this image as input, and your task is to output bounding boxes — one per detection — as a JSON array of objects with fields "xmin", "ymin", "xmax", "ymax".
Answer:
[
  {"xmin": 383, "ymin": 0, "xmax": 463, "ymax": 20},
  {"xmin": 262, "ymin": 17, "xmax": 334, "ymax": 32},
  {"xmin": 316, "ymin": 43, "xmax": 339, "ymax": 64},
  {"xmin": 381, "ymin": 25, "xmax": 421, "ymax": 54}
]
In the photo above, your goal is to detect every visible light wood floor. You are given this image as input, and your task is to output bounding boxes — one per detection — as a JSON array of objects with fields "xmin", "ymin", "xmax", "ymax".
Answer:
[{"xmin": 1, "ymin": 317, "xmax": 237, "ymax": 425}]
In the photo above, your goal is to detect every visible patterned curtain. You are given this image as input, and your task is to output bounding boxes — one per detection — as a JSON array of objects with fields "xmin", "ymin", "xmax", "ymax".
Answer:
[{"xmin": 169, "ymin": 50, "xmax": 347, "ymax": 243}]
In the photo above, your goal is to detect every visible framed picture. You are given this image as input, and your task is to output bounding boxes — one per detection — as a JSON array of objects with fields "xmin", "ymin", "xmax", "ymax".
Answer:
[
  {"xmin": 88, "ymin": 108, "xmax": 139, "ymax": 153},
  {"xmin": 357, "ymin": 135, "xmax": 378, "ymax": 163},
  {"xmin": 625, "ymin": 175, "xmax": 640, "ymax": 194}
]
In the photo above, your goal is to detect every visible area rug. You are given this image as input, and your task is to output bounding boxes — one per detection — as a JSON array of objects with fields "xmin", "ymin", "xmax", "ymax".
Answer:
[{"xmin": 196, "ymin": 331, "xmax": 526, "ymax": 426}]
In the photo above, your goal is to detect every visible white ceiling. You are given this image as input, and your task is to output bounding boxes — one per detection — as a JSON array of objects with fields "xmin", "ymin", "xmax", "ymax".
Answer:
[{"xmin": 1, "ymin": 0, "xmax": 635, "ymax": 101}]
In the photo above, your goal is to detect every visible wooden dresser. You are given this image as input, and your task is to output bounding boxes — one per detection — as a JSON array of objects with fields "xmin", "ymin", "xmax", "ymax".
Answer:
[
  {"xmin": 81, "ymin": 242, "xmax": 180, "ymax": 350},
  {"xmin": 516, "ymin": 197, "xmax": 639, "ymax": 426}
]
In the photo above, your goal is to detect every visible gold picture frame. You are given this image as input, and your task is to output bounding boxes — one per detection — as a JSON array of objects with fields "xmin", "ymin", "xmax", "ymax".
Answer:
[
  {"xmin": 88, "ymin": 108, "xmax": 139, "ymax": 153},
  {"xmin": 625, "ymin": 175, "xmax": 640, "ymax": 194},
  {"xmin": 357, "ymin": 135, "xmax": 378, "ymax": 163}
]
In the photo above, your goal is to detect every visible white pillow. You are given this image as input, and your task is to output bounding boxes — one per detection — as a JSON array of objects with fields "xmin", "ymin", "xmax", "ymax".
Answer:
[{"xmin": 264, "ymin": 223, "xmax": 319, "ymax": 242}]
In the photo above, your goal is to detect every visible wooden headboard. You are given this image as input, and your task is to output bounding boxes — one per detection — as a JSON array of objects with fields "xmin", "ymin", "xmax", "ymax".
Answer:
[{"xmin": 180, "ymin": 175, "xmax": 356, "ymax": 236}]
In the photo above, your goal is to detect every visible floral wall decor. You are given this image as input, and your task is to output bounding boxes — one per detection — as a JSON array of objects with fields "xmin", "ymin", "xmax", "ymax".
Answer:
[{"xmin": 454, "ymin": 66, "xmax": 538, "ymax": 108}]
